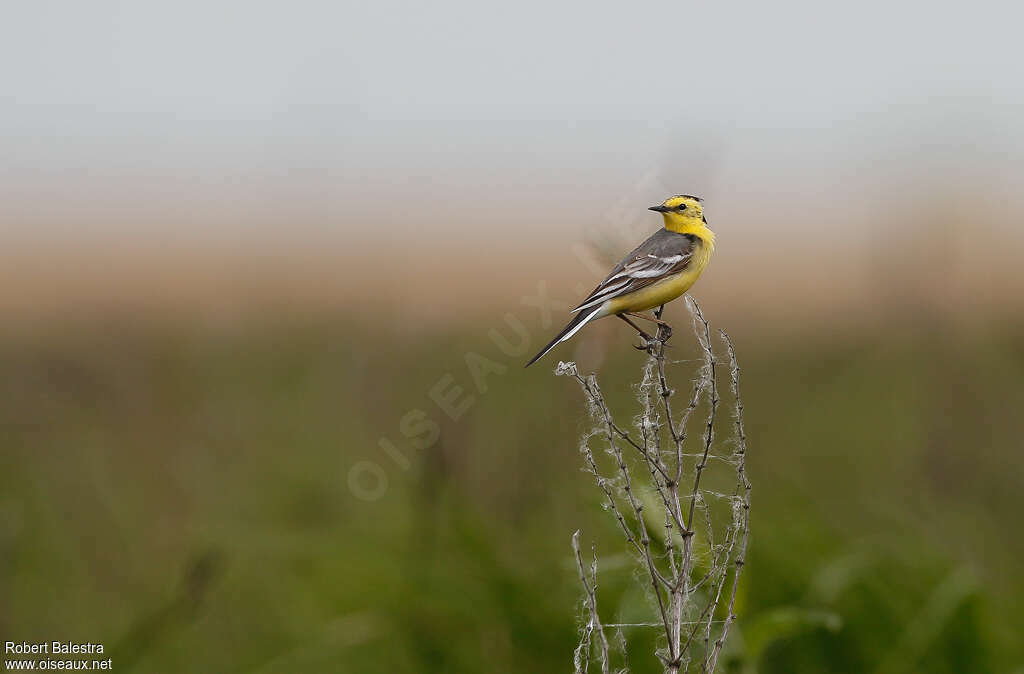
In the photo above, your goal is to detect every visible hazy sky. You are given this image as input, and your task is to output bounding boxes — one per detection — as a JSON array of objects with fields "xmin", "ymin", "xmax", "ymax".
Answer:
[{"xmin": 3, "ymin": 0, "xmax": 1023, "ymax": 246}]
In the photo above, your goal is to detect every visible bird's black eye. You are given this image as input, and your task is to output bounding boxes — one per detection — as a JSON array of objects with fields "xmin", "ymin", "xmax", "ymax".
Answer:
[{"xmin": 677, "ymin": 204, "xmax": 687, "ymax": 211}]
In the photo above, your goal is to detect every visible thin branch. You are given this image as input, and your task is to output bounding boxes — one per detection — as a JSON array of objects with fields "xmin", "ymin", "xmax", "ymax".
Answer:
[
  {"xmin": 573, "ymin": 531, "xmax": 611, "ymax": 674},
  {"xmin": 571, "ymin": 370, "xmax": 674, "ymax": 591},
  {"xmin": 705, "ymin": 331, "xmax": 751, "ymax": 674},
  {"xmin": 685, "ymin": 299, "xmax": 719, "ymax": 532},
  {"xmin": 581, "ymin": 367, "xmax": 673, "ymax": 484}
]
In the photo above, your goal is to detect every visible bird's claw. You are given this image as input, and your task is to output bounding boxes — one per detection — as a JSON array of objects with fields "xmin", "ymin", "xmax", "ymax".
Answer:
[{"xmin": 633, "ymin": 332, "xmax": 655, "ymax": 350}]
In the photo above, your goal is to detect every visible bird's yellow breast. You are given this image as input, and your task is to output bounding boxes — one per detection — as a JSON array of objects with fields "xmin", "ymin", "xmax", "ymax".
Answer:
[{"xmin": 603, "ymin": 234, "xmax": 713, "ymax": 315}]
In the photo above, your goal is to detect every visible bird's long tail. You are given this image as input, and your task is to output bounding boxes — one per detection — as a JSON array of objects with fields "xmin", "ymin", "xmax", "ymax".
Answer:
[{"xmin": 524, "ymin": 307, "xmax": 602, "ymax": 368}]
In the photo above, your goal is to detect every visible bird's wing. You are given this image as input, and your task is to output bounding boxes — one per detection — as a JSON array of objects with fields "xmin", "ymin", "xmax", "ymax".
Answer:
[{"xmin": 572, "ymin": 229, "xmax": 697, "ymax": 314}]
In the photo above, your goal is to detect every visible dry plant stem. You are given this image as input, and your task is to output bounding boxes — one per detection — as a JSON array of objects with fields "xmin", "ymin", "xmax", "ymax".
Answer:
[
  {"xmin": 573, "ymin": 530, "xmax": 611, "ymax": 674},
  {"xmin": 636, "ymin": 355, "xmax": 683, "ymax": 589},
  {"xmin": 686, "ymin": 300, "xmax": 718, "ymax": 532},
  {"xmin": 647, "ymin": 309, "xmax": 689, "ymax": 672},
  {"xmin": 571, "ymin": 370, "xmax": 676, "ymax": 664},
  {"xmin": 560, "ymin": 298, "xmax": 749, "ymax": 674},
  {"xmin": 594, "ymin": 385, "xmax": 672, "ymax": 484},
  {"xmin": 595, "ymin": 375, "xmax": 675, "ymax": 628},
  {"xmin": 651, "ymin": 303, "xmax": 715, "ymax": 672},
  {"xmin": 571, "ymin": 370, "xmax": 675, "ymax": 658},
  {"xmin": 573, "ymin": 373, "xmax": 673, "ymax": 590},
  {"xmin": 705, "ymin": 331, "xmax": 751, "ymax": 674}
]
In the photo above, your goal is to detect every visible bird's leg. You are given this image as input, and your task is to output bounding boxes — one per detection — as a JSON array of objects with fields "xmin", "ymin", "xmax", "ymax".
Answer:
[
  {"xmin": 623, "ymin": 310, "xmax": 673, "ymax": 341},
  {"xmin": 618, "ymin": 314, "xmax": 654, "ymax": 350},
  {"xmin": 623, "ymin": 311, "xmax": 672, "ymax": 328},
  {"xmin": 653, "ymin": 304, "xmax": 672, "ymax": 341}
]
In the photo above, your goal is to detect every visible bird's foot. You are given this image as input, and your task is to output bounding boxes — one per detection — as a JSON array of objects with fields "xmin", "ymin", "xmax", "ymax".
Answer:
[{"xmin": 633, "ymin": 330, "xmax": 655, "ymax": 350}]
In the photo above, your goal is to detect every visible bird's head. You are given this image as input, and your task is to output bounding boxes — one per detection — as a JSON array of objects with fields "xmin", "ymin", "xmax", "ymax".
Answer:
[
  {"xmin": 649, "ymin": 195, "xmax": 708, "ymax": 234},
  {"xmin": 649, "ymin": 195, "xmax": 704, "ymax": 220}
]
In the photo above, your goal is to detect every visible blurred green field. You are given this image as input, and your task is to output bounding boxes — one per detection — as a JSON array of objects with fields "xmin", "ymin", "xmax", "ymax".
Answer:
[{"xmin": 1, "ymin": 315, "xmax": 1022, "ymax": 673}]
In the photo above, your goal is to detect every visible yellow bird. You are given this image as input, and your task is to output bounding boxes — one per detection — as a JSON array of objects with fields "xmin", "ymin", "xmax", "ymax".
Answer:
[{"xmin": 526, "ymin": 195, "xmax": 715, "ymax": 367}]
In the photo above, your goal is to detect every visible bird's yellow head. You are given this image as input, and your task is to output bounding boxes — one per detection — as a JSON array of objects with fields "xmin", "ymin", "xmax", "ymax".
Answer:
[{"xmin": 648, "ymin": 195, "xmax": 709, "ymax": 235}]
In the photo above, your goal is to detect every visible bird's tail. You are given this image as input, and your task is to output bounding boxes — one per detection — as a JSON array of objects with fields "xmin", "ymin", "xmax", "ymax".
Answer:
[{"xmin": 525, "ymin": 307, "xmax": 603, "ymax": 368}]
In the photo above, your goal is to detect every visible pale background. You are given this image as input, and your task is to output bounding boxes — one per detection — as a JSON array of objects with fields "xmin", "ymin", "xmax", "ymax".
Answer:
[{"xmin": 3, "ymin": 0, "xmax": 1022, "ymax": 328}]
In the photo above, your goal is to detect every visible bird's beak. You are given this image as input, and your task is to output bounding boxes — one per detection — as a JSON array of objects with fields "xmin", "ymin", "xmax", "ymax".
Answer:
[{"xmin": 648, "ymin": 205, "xmax": 670, "ymax": 212}]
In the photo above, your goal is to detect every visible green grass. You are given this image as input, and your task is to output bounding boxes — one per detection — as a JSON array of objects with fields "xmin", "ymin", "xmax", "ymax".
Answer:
[{"xmin": 1, "ymin": 319, "xmax": 1021, "ymax": 672}]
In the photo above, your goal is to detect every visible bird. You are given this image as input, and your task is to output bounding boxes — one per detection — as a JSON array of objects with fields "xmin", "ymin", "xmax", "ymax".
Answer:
[{"xmin": 525, "ymin": 194, "xmax": 715, "ymax": 367}]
